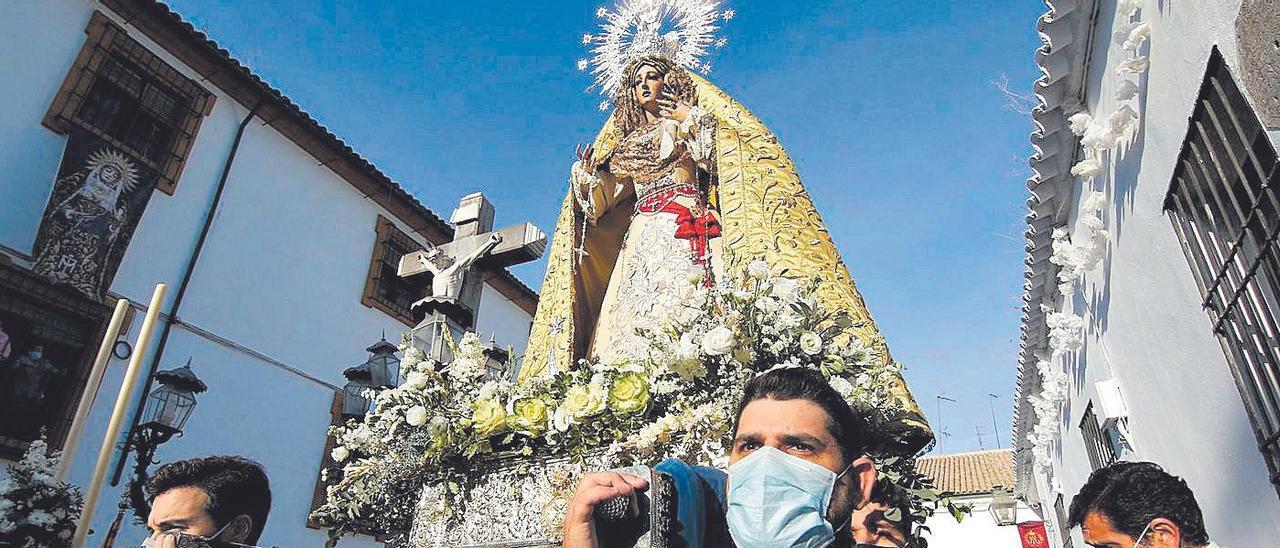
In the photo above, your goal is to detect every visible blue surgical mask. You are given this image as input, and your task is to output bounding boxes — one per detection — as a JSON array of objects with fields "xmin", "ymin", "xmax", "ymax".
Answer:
[{"xmin": 726, "ymin": 446, "xmax": 852, "ymax": 548}]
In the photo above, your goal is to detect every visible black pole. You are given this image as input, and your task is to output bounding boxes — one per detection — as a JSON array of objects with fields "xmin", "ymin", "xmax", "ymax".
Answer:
[{"xmin": 110, "ymin": 102, "xmax": 260, "ymax": 486}]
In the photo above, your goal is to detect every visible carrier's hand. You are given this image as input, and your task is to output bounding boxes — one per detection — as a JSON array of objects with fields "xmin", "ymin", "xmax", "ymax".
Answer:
[{"xmin": 562, "ymin": 471, "xmax": 649, "ymax": 548}]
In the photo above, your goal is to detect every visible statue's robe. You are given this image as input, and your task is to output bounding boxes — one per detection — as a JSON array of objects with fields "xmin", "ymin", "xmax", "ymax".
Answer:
[{"xmin": 519, "ymin": 74, "xmax": 933, "ymax": 454}]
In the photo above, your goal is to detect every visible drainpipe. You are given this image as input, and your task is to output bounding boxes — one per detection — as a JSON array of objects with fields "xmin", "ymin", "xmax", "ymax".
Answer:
[{"xmin": 109, "ymin": 100, "xmax": 261, "ymax": 486}]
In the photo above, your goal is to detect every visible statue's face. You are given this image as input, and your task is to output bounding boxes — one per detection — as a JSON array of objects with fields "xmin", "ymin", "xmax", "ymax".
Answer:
[
  {"xmin": 98, "ymin": 165, "xmax": 122, "ymax": 185},
  {"xmin": 632, "ymin": 64, "xmax": 663, "ymax": 110}
]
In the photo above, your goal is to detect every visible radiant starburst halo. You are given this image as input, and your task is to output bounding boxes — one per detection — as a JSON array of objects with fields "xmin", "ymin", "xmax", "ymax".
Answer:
[{"xmin": 579, "ymin": 0, "xmax": 731, "ymax": 107}]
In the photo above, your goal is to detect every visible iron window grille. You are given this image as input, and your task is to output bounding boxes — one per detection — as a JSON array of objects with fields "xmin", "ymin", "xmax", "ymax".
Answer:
[
  {"xmin": 1079, "ymin": 402, "xmax": 1117, "ymax": 471},
  {"xmin": 1164, "ymin": 48, "xmax": 1280, "ymax": 495},
  {"xmin": 43, "ymin": 11, "xmax": 213, "ymax": 195},
  {"xmin": 362, "ymin": 216, "xmax": 432, "ymax": 326}
]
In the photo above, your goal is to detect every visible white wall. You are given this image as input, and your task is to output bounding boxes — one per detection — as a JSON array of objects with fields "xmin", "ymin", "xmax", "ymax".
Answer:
[
  {"xmin": 1034, "ymin": 1, "xmax": 1280, "ymax": 546},
  {"xmin": 0, "ymin": 1, "xmax": 535, "ymax": 546},
  {"xmin": 922, "ymin": 496, "xmax": 1033, "ymax": 548}
]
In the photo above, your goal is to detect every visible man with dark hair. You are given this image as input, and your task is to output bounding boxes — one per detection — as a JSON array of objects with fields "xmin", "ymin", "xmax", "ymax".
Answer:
[
  {"xmin": 1068, "ymin": 461, "xmax": 1215, "ymax": 548},
  {"xmin": 143, "ymin": 455, "xmax": 272, "ymax": 547},
  {"xmin": 563, "ymin": 367, "xmax": 879, "ymax": 547}
]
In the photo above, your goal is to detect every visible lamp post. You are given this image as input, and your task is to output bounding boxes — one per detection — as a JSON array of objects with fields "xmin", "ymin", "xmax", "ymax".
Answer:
[
  {"xmin": 990, "ymin": 487, "xmax": 1019, "ymax": 526},
  {"xmin": 105, "ymin": 359, "xmax": 206, "ymax": 539}
]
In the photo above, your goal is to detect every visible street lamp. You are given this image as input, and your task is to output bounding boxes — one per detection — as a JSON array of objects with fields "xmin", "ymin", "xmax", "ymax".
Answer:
[
  {"xmin": 342, "ymin": 362, "xmax": 374, "ymax": 419},
  {"xmin": 990, "ymin": 487, "xmax": 1019, "ymax": 526},
  {"xmin": 363, "ymin": 334, "xmax": 400, "ymax": 388},
  {"xmin": 120, "ymin": 359, "xmax": 206, "ymax": 521}
]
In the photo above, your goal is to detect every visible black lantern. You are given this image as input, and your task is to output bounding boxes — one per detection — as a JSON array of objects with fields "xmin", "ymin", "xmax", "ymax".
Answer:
[
  {"xmin": 139, "ymin": 359, "xmax": 207, "ymax": 444},
  {"xmin": 989, "ymin": 488, "xmax": 1018, "ymax": 526},
  {"xmin": 364, "ymin": 334, "xmax": 400, "ymax": 388},
  {"xmin": 122, "ymin": 359, "xmax": 206, "ymax": 522},
  {"xmin": 342, "ymin": 362, "xmax": 374, "ymax": 419}
]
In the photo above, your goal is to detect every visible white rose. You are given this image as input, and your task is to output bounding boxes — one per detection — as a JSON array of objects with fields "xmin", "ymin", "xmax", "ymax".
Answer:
[
  {"xmin": 428, "ymin": 416, "xmax": 449, "ymax": 436},
  {"xmin": 748, "ymin": 260, "xmax": 771, "ymax": 280},
  {"xmin": 402, "ymin": 372, "xmax": 428, "ymax": 390},
  {"xmin": 701, "ymin": 326, "xmax": 735, "ymax": 356},
  {"xmin": 772, "ymin": 278, "xmax": 800, "ymax": 300},
  {"xmin": 330, "ymin": 446, "xmax": 349, "ymax": 462},
  {"xmin": 829, "ymin": 376, "xmax": 855, "ymax": 398},
  {"xmin": 799, "ymin": 332, "xmax": 823, "ymax": 355},
  {"xmin": 405, "ymin": 405, "xmax": 428, "ymax": 427}
]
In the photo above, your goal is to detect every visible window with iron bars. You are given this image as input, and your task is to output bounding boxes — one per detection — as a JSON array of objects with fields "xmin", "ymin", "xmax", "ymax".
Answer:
[
  {"xmin": 43, "ymin": 11, "xmax": 213, "ymax": 195},
  {"xmin": 1079, "ymin": 402, "xmax": 1117, "ymax": 472},
  {"xmin": 1164, "ymin": 47, "xmax": 1280, "ymax": 496},
  {"xmin": 362, "ymin": 216, "xmax": 432, "ymax": 326}
]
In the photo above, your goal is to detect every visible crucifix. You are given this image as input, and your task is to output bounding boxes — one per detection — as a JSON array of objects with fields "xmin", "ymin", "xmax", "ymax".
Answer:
[{"xmin": 398, "ymin": 192, "xmax": 546, "ymax": 363}]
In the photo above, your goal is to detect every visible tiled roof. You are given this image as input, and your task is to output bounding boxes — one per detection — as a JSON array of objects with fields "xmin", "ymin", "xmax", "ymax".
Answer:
[
  {"xmin": 916, "ymin": 449, "xmax": 1016, "ymax": 496},
  {"xmin": 1012, "ymin": 0, "xmax": 1099, "ymax": 495}
]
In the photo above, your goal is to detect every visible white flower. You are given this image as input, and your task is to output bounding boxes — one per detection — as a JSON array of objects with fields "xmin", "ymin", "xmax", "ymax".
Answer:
[
  {"xmin": 1071, "ymin": 158, "xmax": 1103, "ymax": 178},
  {"xmin": 1118, "ymin": 0, "xmax": 1142, "ymax": 17},
  {"xmin": 1081, "ymin": 123, "xmax": 1119, "ymax": 151},
  {"xmin": 405, "ymin": 405, "xmax": 428, "ymax": 427},
  {"xmin": 1123, "ymin": 22, "xmax": 1150, "ymax": 51},
  {"xmin": 747, "ymin": 260, "xmax": 771, "ymax": 280},
  {"xmin": 1067, "ymin": 112, "xmax": 1093, "ymax": 136},
  {"xmin": 402, "ymin": 372, "xmax": 428, "ymax": 390},
  {"xmin": 1114, "ymin": 79, "xmax": 1140, "ymax": 101},
  {"xmin": 582, "ymin": 33, "xmax": 593, "ymax": 45},
  {"xmin": 331, "ymin": 446, "xmax": 350, "ymax": 463},
  {"xmin": 576, "ymin": 58, "xmax": 589, "ymax": 71},
  {"xmin": 722, "ymin": 9, "xmax": 735, "ymax": 20},
  {"xmin": 1116, "ymin": 56, "xmax": 1149, "ymax": 75},
  {"xmin": 595, "ymin": 6, "xmax": 608, "ymax": 17},
  {"xmin": 1108, "ymin": 105, "xmax": 1139, "ymax": 137},
  {"xmin": 799, "ymin": 332, "xmax": 823, "ymax": 355},
  {"xmin": 1082, "ymin": 191, "xmax": 1108, "ymax": 213},
  {"xmin": 701, "ymin": 326, "xmax": 735, "ymax": 356},
  {"xmin": 829, "ymin": 376, "xmax": 855, "ymax": 398},
  {"xmin": 771, "ymin": 278, "xmax": 800, "ymax": 300}
]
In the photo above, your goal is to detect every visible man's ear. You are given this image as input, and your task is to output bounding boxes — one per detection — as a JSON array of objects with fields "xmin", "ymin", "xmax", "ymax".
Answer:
[
  {"xmin": 226, "ymin": 514, "xmax": 254, "ymax": 544},
  {"xmin": 848, "ymin": 456, "xmax": 876, "ymax": 510},
  {"xmin": 1145, "ymin": 518, "xmax": 1181, "ymax": 548}
]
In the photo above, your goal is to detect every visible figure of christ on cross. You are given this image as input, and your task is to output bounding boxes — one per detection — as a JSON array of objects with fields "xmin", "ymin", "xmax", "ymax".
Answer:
[
  {"xmin": 396, "ymin": 192, "xmax": 547, "ymax": 330},
  {"xmin": 416, "ymin": 231, "xmax": 503, "ymax": 303}
]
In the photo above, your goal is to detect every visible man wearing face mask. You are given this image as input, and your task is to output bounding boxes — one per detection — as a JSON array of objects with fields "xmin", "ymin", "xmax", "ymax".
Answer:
[
  {"xmin": 563, "ymin": 367, "xmax": 879, "ymax": 548},
  {"xmin": 141, "ymin": 456, "xmax": 271, "ymax": 547},
  {"xmin": 1068, "ymin": 461, "xmax": 1219, "ymax": 548}
]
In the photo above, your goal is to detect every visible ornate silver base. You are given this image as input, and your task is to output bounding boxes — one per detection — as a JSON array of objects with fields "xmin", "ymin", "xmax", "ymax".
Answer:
[{"xmin": 406, "ymin": 452, "xmax": 672, "ymax": 548}]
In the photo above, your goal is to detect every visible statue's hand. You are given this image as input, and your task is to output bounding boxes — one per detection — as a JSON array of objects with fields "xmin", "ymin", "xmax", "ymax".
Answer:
[
  {"xmin": 658, "ymin": 90, "xmax": 691, "ymax": 123},
  {"xmin": 575, "ymin": 143, "xmax": 598, "ymax": 172}
]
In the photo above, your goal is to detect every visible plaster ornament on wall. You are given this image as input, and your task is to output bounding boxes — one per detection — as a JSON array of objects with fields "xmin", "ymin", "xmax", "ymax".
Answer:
[{"xmin": 1068, "ymin": 3, "xmax": 1152, "ymax": 180}]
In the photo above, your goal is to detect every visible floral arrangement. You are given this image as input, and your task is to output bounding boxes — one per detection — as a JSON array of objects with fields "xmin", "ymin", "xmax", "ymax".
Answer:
[
  {"xmin": 311, "ymin": 262, "xmax": 935, "ymax": 543},
  {"xmin": 0, "ymin": 434, "xmax": 84, "ymax": 547}
]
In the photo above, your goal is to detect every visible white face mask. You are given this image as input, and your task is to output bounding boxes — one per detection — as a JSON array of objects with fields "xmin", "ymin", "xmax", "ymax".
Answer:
[{"xmin": 726, "ymin": 446, "xmax": 852, "ymax": 548}]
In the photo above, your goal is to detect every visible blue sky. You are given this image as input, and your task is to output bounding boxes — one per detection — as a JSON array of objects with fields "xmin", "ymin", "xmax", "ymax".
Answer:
[{"xmin": 165, "ymin": 0, "xmax": 1047, "ymax": 454}]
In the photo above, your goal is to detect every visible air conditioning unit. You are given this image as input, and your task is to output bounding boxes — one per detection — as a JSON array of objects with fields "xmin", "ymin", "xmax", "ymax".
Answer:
[{"xmin": 1094, "ymin": 378, "xmax": 1129, "ymax": 428}]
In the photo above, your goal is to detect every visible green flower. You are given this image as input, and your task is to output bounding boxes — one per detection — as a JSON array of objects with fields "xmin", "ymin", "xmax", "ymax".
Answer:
[
  {"xmin": 471, "ymin": 399, "xmax": 509, "ymax": 437},
  {"xmin": 561, "ymin": 384, "xmax": 607, "ymax": 420},
  {"xmin": 509, "ymin": 398, "xmax": 550, "ymax": 435},
  {"xmin": 608, "ymin": 373, "xmax": 651, "ymax": 415}
]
